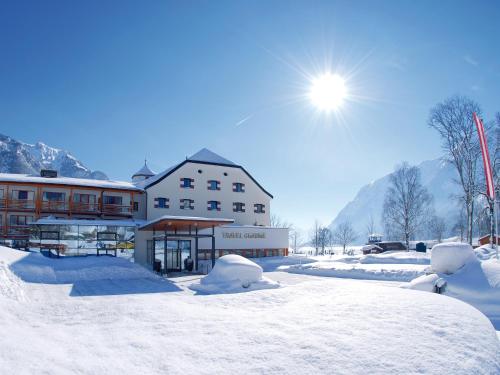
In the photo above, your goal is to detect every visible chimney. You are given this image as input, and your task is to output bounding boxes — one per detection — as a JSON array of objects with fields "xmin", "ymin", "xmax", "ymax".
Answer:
[{"xmin": 40, "ymin": 169, "xmax": 58, "ymax": 178}]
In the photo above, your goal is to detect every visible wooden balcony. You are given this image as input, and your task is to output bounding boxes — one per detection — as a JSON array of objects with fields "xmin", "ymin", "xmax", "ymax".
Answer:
[
  {"xmin": 102, "ymin": 204, "xmax": 132, "ymax": 216},
  {"xmin": 0, "ymin": 199, "xmax": 133, "ymax": 217},
  {"xmin": 41, "ymin": 200, "xmax": 68, "ymax": 212},
  {"xmin": 3, "ymin": 199, "xmax": 36, "ymax": 211}
]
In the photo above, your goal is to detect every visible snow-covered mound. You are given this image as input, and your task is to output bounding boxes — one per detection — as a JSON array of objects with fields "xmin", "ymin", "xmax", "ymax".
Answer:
[
  {"xmin": 403, "ymin": 242, "xmax": 500, "ymax": 328},
  {"xmin": 0, "ymin": 247, "xmax": 29, "ymax": 301},
  {"xmin": 360, "ymin": 251, "xmax": 430, "ymax": 265},
  {"xmin": 283, "ymin": 261, "xmax": 427, "ymax": 282},
  {"xmin": 475, "ymin": 244, "xmax": 498, "ymax": 261},
  {"xmin": 431, "ymin": 242, "xmax": 477, "ymax": 274},
  {"xmin": 190, "ymin": 255, "xmax": 279, "ymax": 294}
]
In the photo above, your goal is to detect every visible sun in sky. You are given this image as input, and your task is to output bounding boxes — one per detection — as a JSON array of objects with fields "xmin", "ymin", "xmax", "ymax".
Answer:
[{"xmin": 309, "ymin": 73, "xmax": 347, "ymax": 112}]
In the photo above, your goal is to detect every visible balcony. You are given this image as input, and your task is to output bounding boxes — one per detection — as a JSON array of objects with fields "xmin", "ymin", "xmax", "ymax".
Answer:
[
  {"xmin": 70, "ymin": 202, "xmax": 99, "ymax": 214},
  {"xmin": 4, "ymin": 199, "xmax": 36, "ymax": 211},
  {"xmin": 102, "ymin": 204, "xmax": 132, "ymax": 216},
  {"xmin": 41, "ymin": 200, "xmax": 68, "ymax": 212}
]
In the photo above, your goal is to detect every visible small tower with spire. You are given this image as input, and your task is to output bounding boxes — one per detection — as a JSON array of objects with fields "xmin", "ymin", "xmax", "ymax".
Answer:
[{"xmin": 131, "ymin": 159, "xmax": 156, "ymax": 182}]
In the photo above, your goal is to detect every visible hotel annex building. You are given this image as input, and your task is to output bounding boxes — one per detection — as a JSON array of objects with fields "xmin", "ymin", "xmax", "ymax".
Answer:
[{"xmin": 0, "ymin": 149, "xmax": 289, "ymax": 272}]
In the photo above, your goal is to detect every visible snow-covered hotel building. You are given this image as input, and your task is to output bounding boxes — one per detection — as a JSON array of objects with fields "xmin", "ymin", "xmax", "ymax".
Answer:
[{"xmin": 0, "ymin": 149, "xmax": 288, "ymax": 272}]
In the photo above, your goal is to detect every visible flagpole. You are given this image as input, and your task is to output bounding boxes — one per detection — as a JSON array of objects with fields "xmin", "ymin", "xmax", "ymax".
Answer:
[{"xmin": 496, "ymin": 195, "xmax": 499, "ymax": 259}]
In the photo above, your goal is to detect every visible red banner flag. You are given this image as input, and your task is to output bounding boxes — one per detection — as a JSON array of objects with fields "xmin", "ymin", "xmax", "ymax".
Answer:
[{"xmin": 473, "ymin": 112, "xmax": 495, "ymax": 200}]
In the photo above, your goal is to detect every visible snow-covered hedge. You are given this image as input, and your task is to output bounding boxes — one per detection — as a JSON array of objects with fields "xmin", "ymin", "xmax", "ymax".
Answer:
[{"xmin": 431, "ymin": 242, "xmax": 477, "ymax": 274}]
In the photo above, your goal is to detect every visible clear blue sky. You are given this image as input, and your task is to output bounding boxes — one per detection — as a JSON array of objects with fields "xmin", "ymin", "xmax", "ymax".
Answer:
[{"xmin": 1, "ymin": 1, "xmax": 499, "ymax": 230}]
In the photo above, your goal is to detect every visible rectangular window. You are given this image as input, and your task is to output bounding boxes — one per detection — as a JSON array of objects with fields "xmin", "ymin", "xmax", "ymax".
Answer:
[
  {"xmin": 73, "ymin": 193, "xmax": 96, "ymax": 204},
  {"xmin": 180, "ymin": 199, "xmax": 194, "ymax": 210},
  {"xmin": 233, "ymin": 202, "xmax": 245, "ymax": 212},
  {"xmin": 42, "ymin": 191, "xmax": 66, "ymax": 201},
  {"xmin": 103, "ymin": 195, "xmax": 123, "ymax": 205},
  {"xmin": 207, "ymin": 200, "xmax": 221, "ymax": 211},
  {"xmin": 154, "ymin": 197, "xmax": 169, "ymax": 209},
  {"xmin": 9, "ymin": 215, "xmax": 34, "ymax": 226},
  {"xmin": 13, "ymin": 190, "xmax": 32, "ymax": 200},
  {"xmin": 180, "ymin": 178, "xmax": 194, "ymax": 189},
  {"xmin": 254, "ymin": 204, "xmax": 265, "ymax": 213},
  {"xmin": 207, "ymin": 180, "xmax": 220, "ymax": 190},
  {"xmin": 233, "ymin": 182, "xmax": 245, "ymax": 192},
  {"xmin": 133, "ymin": 202, "xmax": 139, "ymax": 212}
]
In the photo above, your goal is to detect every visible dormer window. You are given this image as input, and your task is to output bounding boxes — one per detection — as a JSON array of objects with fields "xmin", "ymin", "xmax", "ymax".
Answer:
[
  {"xmin": 254, "ymin": 204, "xmax": 265, "ymax": 214},
  {"xmin": 233, "ymin": 202, "xmax": 245, "ymax": 213},
  {"xmin": 207, "ymin": 180, "xmax": 221, "ymax": 191},
  {"xmin": 154, "ymin": 197, "xmax": 169, "ymax": 209},
  {"xmin": 233, "ymin": 182, "xmax": 245, "ymax": 193},
  {"xmin": 180, "ymin": 178, "xmax": 194, "ymax": 189},
  {"xmin": 180, "ymin": 199, "xmax": 194, "ymax": 210},
  {"xmin": 207, "ymin": 200, "xmax": 221, "ymax": 211}
]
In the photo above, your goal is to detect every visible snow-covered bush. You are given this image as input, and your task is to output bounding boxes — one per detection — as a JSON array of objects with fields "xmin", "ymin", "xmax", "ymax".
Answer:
[
  {"xmin": 474, "ymin": 244, "xmax": 498, "ymax": 261},
  {"xmin": 190, "ymin": 254, "xmax": 279, "ymax": 294},
  {"xmin": 431, "ymin": 242, "xmax": 477, "ymax": 274}
]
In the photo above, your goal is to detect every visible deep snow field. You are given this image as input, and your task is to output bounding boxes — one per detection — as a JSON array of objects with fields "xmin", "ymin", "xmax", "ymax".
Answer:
[{"xmin": 1, "ymin": 246, "xmax": 499, "ymax": 374}]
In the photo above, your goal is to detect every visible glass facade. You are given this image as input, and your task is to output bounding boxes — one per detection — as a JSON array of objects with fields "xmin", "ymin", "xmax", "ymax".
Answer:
[{"xmin": 30, "ymin": 223, "xmax": 136, "ymax": 259}]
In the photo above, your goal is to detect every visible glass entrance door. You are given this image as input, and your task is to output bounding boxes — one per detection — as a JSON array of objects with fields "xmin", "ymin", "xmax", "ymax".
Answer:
[{"xmin": 165, "ymin": 240, "xmax": 192, "ymax": 272}]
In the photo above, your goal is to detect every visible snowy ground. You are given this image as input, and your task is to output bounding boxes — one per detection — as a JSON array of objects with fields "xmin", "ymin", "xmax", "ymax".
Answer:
[
  {"xmin": 1, "ymin": 247, "xmax": 499, "ymax": 374},
  {"xmin": 279, "ymin": 251, "xmax": 430, "ymax": 282}
]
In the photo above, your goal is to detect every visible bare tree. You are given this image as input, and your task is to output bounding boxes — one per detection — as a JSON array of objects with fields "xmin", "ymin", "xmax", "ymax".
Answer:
[
  {"xmin": 383, "ymin": 162, "xmax": 433, "ymax": 249},
  {"xmin": 318, "ymin": 227, "xmax": 330, "ymax": 255},
  {"xmin": 332, "ymin": 221, "xmax": 357, "ymax": 254},
  {"xmin": 270, "ymin": 214, "xmax": 291, "ymax": 228},
  {"xmin": 309, "ymin": 220, "xmax": 321, "ymax": 256},
  {"xmin": 366, "ymin": 214, "xmax": 376, "ymax": 237},
  {"xmin": 428, "ymin": 215, "xmax": 446, "ymax": 242},
  {"xmin": 289, "ymin": 229, "xmax": 303, "ymax": 254},
  {"xmin": 452, "ymin": 206, "xmax": 467, "ymax": 242},
  {"xmin": 428, "ymin": 95, "xmax": 482, "ymax": 244}
]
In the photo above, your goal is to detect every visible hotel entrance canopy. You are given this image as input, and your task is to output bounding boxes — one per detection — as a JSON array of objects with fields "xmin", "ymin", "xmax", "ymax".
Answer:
[
  {"xmin": 139, "ymin": 215, "xmax": 235, "ymax": 270},
  {"xmin": 139, "ymin": 215, "xmax": 234, "ymax": 232}
]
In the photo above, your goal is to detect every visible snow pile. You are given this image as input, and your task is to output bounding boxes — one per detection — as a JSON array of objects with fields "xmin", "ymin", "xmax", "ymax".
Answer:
[
  {"xmin": 10, "ymin": 251, "xmax": 157, "ymax": 284},
  {"xmin": 283, "ymin": 261, "xmax": 427, "ymax": 282},
  {"xmin": 475, "ymin": 244, "xmax": 498, "ymax": 261},
  {"xmin": 360, "ymin": 251, "xmax": 430, "ymax": 265},
  {"xmin": 0, "ymin": 247, "xmax": 30, "ymax": 301},
  {"xmin": 403, "ymin": 242, "xmax": 500, "ymax": 328},
  {"xmin": 190, "ymin": 255, "xmax": 279, "ymax": 294},
  {"xmin": 430, "ymin": 242, "xmax": 477, "ymax": 274}
]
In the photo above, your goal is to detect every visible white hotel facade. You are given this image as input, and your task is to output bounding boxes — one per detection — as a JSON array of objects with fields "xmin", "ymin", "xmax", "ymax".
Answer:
[{"xmin": 0, "ymin": 149, "xmax": 288, "ymax": 273}]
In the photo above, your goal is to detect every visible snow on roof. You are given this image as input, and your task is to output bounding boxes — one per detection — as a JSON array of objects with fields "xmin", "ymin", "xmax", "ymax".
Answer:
[
  {"xmin": 0, "ymin": 173, "xmax": 142, "ymax": 191},
  {"xmin": 32, "ymin": 218, "xmax": 146, "ymax": 227},
  {"xmin": 132, "ymin": 161, "xmax": 156, "ymax": 177},
  {"xmin": 133, "ymin": 164, "xmax": 177, "ymax": 189},
  {"xmin": 140, "ymin": 215, "xmax": 235, "ymax": 229},
  {"xmin": 187, "ymin": 148, "xmax": 237, "ymax": 166}
]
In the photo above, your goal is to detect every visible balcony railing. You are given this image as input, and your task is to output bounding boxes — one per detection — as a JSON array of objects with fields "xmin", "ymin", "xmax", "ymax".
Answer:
[
  {"xmin": 70, "ymin": 202, "xmax": 99, "ymax": 213},
  {"xmin": 41, "ymin": 200, "xmax": 68, "ymax": 212},
  {"xmin": 102, "ymin": 204, "xmax": 132, "ymax": 215},
  {"xmin": 5, "ymin": 199, "xmax": 36, "ymax": 210},
  {"xmin": 0, "ymin": 199, "xmax": 133, "ymax": 216}
]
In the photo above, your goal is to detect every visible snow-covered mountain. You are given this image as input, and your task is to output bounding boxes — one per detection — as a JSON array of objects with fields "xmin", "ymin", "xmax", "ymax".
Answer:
[
  {"xmin": 329, "ymin": 158, "xmax": 461, "ymax": 242},
  {"xmin": 0, "ymin": 134, "xmax": 107, "ymax": 180}
]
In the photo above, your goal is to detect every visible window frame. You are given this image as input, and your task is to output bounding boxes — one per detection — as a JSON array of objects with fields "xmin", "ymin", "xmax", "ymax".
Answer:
[
  {"xmin": 207, "ymin": 200, "xmax": 221, "ymax": 211},
  {"xmin": 232, "ymin": 182, "xmax": 245, "ymax": 193},
  {"xmin": 180, "ymin": 198, "xmax": 195, "ymax": 210},
  {"xmin": 207, "ymin": 180, "xmax": 221, "ymax": 191},
  {"xmin": 254, "ymin": 203, "xmax": 265, "ymax": 214},
  {"xmin": 154, "ymin": 197, "xmax": 169, "ymax": 209},
  {"xmin": 233, "ymin": 202, "xmax": 245, "ymax": 213},
  {"xmin": 180, "ymin": 178, "xmax": 194, "ymax": 189}
]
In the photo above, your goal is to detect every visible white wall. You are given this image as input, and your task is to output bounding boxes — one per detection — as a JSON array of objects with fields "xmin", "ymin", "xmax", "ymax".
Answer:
[
  {"xmin": 198, "ymin": 225, "xmax": 288, "ymax": 250},
  {"xmin": 145, "ymin": 162, "xmax": 271, "ymax": 226}
]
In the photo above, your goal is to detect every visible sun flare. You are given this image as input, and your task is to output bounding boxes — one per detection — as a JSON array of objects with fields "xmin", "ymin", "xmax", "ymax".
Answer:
[{"xmin": 309, "ymin": 73, "xmax": 347, "ymax": 111}]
